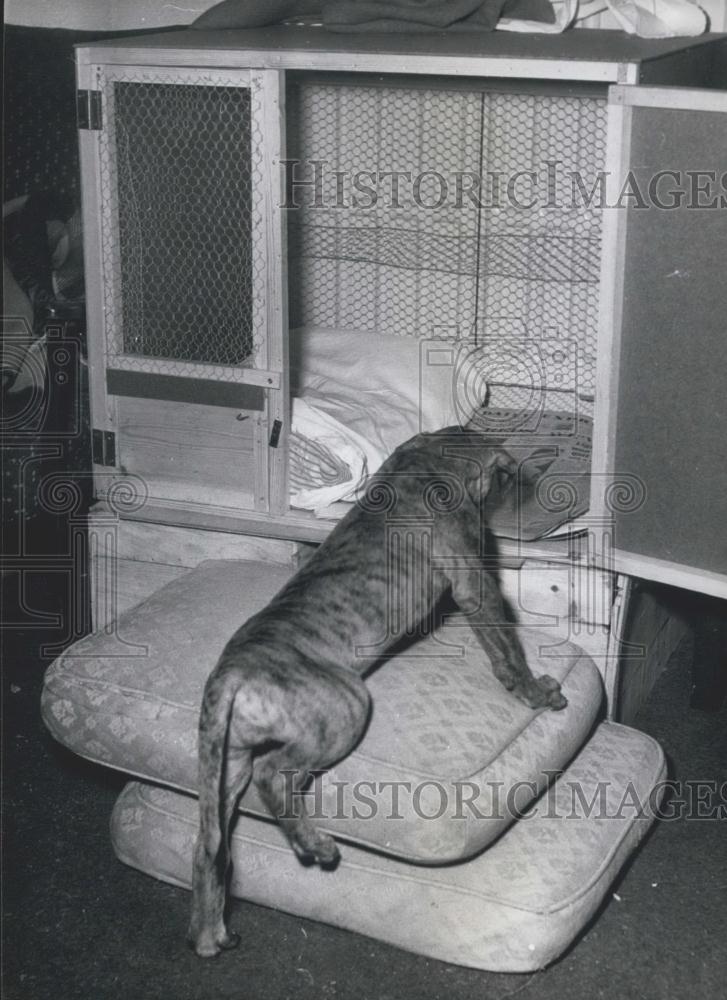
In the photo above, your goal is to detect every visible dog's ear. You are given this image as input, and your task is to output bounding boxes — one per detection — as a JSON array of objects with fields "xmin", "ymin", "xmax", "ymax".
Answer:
[
  {"xmin": 465, "ymin": 448, "xmax": 518, "ymax": 503},
  {"xmin": 490, "ymin": 448, "xmax": 518, "ymax": 478},
  {"xmin": 488, "ymin": 448, "xmax": 519, "ymax": 498},
  {"xmin": 493, "ymin": 449, "xmax": 519, "ymax": 498}
]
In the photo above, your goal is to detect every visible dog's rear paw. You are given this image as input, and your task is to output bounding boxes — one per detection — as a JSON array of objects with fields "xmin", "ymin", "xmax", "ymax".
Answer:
[
  {"xmin": 293, "ymin": 830, "xmax": 340, "ymax": 869},
  {"xmin": 514, "ymin": 674, "xmax": 568, "ymax": 711},
  {"xmin": 188, "ymin": 927, "xmax": 240, "ymax": 959},
  {"xmin": 316, "ymin": 837, "xmax": 341, "ymax": 869}
]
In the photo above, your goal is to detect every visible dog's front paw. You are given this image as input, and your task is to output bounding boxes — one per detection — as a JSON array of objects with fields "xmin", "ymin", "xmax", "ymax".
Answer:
[
  {"xmin": 534, "ymin": 674, "xmax": 568, "ymax": 712},
  {"xmin": 538, "ymin": 674, "xmax": 568, "ymax": 710},
  {"xmin": 513, "ymin": 674, "xmax": 568, "ymax": 711}
]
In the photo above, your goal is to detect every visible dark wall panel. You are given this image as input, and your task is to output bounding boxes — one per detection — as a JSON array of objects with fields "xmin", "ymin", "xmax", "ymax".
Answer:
[{"xmin": 614, "ymin": 106, "xmax": 727, "ymax": 575}]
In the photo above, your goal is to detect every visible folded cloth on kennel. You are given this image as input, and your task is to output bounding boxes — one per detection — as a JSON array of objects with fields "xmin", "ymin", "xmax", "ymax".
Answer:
[
  {"xmin": 191, "ymin": 0, "xmax": 557, "ymax": 33},
  {"xmin": 192, "ymin": 0, "xmax": 707, "ymax": 37},
  {"xmin": 41, "ymin": 558, "xmax": 665, "ymax": 970}
]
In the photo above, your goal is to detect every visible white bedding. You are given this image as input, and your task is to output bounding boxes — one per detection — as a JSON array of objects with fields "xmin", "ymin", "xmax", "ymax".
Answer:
[{"xmin": 289, "ymin": 327, "xmax": 461, "ymax": 513}]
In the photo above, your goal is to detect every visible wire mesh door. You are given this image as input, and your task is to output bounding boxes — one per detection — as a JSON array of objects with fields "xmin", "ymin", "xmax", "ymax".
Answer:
[
  {"xmin": 85, "ymin": 65, "xmax": 287, "ymax": 517},
  {"xmin": 95, "ymin": 66, "xmax": 279, "ymax": 390}
]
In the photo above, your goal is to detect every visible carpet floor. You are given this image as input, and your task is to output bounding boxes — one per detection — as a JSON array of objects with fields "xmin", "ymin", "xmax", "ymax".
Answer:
[{"xmin": 3, "ymin": 602, "xmax": 726, "ymax": 1000}]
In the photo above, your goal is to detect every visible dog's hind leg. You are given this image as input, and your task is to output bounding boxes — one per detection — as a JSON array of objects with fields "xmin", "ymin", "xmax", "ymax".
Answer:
[
  {"xmin": 255, "ymin": 740, "xmax": 341, "ymax": 866},
  {"xmin": 254, "ymin": 672, "xmax": 370, "ymax": 866},
  {"xmin": 189, "ymin": 674, "xmax": 252, "ymax": 958},
  {"xmin": 448, "ymin": 566, "xmax": 567, "ymax": 711}
]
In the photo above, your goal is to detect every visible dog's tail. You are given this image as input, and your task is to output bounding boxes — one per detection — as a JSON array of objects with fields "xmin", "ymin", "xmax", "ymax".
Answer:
[
  {"xmin": 189, "ymin": 668, "xmax": 248, "ymax": 954},
  {"xmin": 195, "ymin": 669, "xmax": 242, "ymax": 869}
]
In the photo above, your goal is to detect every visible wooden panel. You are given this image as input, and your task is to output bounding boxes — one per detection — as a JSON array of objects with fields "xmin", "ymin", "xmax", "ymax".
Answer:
[
  {"xmin": 499, "ymin": 562, "xmax": 572, "ymax": 631},
  {"xmin": 116, "ymin": 396, "xmax": 256, "ymax": 505},
  {"xmin": 613, "ymin": 100, "xmax": 727, "ymax": 584},
  {"xmin": 501, "ymin": 560, "xmax": 613, "ymax": 631}
]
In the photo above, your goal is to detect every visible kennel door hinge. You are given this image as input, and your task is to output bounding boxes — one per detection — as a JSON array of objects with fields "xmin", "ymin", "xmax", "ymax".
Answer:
[
  {"xmin": 77, "ymin": 89, "xmax": 103, "ymax": 131},
  {"xmin": 92, "ymin": 429, "xmax": 116, "ymax": 467}
]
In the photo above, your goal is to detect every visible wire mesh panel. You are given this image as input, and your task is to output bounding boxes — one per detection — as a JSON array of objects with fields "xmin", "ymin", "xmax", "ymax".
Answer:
[
  {"xmin": 287, "ymin": 77, "xmax": 607, "ymax": 417},
  {"xmin": 97, "ymin": 67, "xmax": 267, "ymax": 381},
  {"xmin": 476, "ymin": 89, "xmax": 606, "ymax": 413},
  {"xmin": 287, "ymin": 80, "xmax": 482, "ymax": 340}
]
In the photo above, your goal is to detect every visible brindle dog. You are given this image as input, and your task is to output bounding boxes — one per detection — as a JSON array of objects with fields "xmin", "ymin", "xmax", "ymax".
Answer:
[{"xmin": 189, "ymin": 427, "xmax": 567, "ymax": 957}]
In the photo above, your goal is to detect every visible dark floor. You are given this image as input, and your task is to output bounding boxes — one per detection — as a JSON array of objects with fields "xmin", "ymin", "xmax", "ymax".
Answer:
[{"xmin": 3, "ymin": 597, "xmax": 727, "ymax": 1000}]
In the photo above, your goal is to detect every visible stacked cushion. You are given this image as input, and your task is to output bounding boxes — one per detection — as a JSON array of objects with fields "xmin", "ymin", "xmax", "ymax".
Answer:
[
  {"xmin": 112, "ymin": 722, "xmax": 665, "ymax": 972},
  {"xmin": 42, "ymin": 558, "xmax": 665, "ymax": 969},
  {"xmin": 42, "ymin": 559, "xmax": 604, "ymax": 862}
]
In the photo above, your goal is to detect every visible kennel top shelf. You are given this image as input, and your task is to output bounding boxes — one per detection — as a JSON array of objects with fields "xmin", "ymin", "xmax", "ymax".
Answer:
[{"xmin": 76, "ymin": 26, "xmax": 726, "ymax": 85}]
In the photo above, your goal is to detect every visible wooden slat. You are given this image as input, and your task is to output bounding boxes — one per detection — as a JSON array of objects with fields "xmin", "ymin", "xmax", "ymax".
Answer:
[
  {"xmin": 88, "ymin": 510, "xmax": 297, "ymax": 568},
  {"xmin": 106, "ymin": 355, "xmax": 281, "ymax": 390},
  {"xmin": 252, "ymin": 412, "xmax": 269, "ymax": 513},
  {"xmin": 75, "ymin": 29, "xmax": 727, "ymax": 80},
  {"xmin": 611, "ymin": 84, "xmax": 727, "ymax": 113},
  {"xmin": 589, "ymin": 91, "xmax": 633, "ymax": 526},
  {"xmin": 255, "ymin": 69, "xmax": 290, "ymax": 517},
  {"xmin": 612, "ymin": 552, "xmax": 727, "ymax": 601},
  {"xmin": 78, "ymin": 48, "xmax": 623, "ymax": 82},
  {"xmin": 77, "ymin": 61, "xmax": 118, "ymax": 480}
]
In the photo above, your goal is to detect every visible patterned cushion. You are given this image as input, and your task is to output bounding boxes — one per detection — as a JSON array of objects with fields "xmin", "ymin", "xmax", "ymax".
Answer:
[
  {"xmin": 111, "ymin": 723, "xmax": 666, "ymax": 972},
  {"xmin": 42, "ymin": 559, "xmax": 603, "ymax": 862}
]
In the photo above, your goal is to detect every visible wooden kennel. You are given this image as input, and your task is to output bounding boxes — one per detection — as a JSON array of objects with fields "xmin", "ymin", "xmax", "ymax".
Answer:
[{"xmin": 75, "ymin": 26, "xmax": 727, "ymax": 717}]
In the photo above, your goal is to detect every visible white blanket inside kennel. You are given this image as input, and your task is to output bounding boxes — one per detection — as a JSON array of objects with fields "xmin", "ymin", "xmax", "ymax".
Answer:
[{"xmin": 289, "ymin": 326, "xmax": 462, "ymax": 512}]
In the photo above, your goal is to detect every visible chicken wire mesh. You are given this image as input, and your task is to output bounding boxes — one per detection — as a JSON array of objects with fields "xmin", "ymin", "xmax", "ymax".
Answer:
[
  {"xmin": 286, "ymin": 78, "xmax": 607, "ymax": 416},
  {"xmin": 97, "ymin": 71, "xmax": 265, "ymax": 379},
  {"xmin": 287, "ymin": 81, "xmax": 482, "ymax": 340}
]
